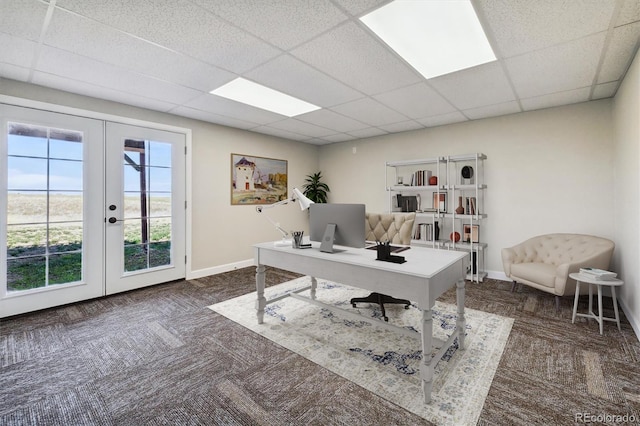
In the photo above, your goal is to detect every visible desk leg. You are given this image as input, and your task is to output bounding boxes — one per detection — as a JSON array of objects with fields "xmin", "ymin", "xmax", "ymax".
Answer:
[
  {"xmin": 256, "ymin": 264, "xmax": 266, "ymax": 324},
  {"xmin": 456, "ymin": 279, "xmax": 466, "ymax": 350},
  {"xmin": 421, "ymin": 308, "xmax": 434, "ymax": 404},
  {"xmin": 310, "ymin": 276, "xmax": 317, "ymax": 300}
]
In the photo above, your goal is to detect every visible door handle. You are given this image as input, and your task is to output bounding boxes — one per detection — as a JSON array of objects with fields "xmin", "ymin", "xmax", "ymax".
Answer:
[{"xmin": 107, "ymin": 217, "xmax": 123, "ymax": 224}]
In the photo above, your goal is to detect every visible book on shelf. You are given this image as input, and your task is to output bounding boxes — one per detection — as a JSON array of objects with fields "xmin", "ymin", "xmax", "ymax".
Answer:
[{"xmin": 579, "ymin": 268, "xmax": 617, "ymax": 280}]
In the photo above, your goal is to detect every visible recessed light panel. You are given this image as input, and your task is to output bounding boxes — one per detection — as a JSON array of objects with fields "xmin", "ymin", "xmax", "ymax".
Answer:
[
  {"xmin": 361, "ymin": 0, "xmax": 496, "ymax": 79},
  {"xmin": 210, "ymin": 78, "xmax": 320, "ymax": 117}
]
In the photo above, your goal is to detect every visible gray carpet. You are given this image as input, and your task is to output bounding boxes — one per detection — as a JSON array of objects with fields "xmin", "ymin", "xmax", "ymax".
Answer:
[{"xmin": 1, "ymin": 267, "xmax": 639, "ymax": 425}]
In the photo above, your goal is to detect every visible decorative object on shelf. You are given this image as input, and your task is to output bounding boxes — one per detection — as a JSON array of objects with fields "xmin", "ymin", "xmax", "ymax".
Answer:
[
  {"xmin": 450, "ymin": 231, "xmax": 461, "ymax": 242},
  {"xmin": 302, "ymin": 171, "xmax": 330, "ymax": 203},
  {"xmin": 429, "ymin": 175, "xmax": 438, "ymax": 185},
  {"xmin": 461, "ymin": 165, "xmax": 474, "ymax": 185},
  {"xmin": 463, "ymin": 225, "xmax": 479, "ymax": 243},
  {"xmin": 231, "ymin": 153, "xmax": 287, "ymax": 205},
  {"xmin": 432, "ymin": 192, "xmax": 446, "ymax": 211},
  {"xmin": 455, "ymin": 196, "xmax": 465, "ymax": 214},
  {"xmin": 434, "ymin": 221, "xmax": 440, "ymax": 241}
]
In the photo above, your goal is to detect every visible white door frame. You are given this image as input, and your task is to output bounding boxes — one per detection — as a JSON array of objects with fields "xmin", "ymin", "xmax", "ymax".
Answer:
[{"xmin": 0, "ymin": 95, "xmax": 193, "ymax": 317}]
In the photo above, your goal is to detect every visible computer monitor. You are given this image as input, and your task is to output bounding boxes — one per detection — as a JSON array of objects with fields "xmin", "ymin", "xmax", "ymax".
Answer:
[{"xmin": 309, "ymin": 203, "xmax": 366, "ymax": 253}]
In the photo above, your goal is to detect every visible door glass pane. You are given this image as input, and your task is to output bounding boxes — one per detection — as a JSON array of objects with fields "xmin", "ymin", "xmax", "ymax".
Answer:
[
  {"xmin": 50, "ymin": 159, "xmax": 83, "ymax": 191},
  {"xmin": 5, "ymin": 122, "xmax": 84, "ymax": 293},
  {"xmin": 121, "ymin": 139, "xmax": 172, "ymax": 272},
  {"xmin": 7, "ymin": 191, "xmax": 47, "ymax": 224}
]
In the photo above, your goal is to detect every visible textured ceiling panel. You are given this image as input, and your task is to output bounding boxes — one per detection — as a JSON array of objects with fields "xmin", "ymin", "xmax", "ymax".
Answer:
[
  {"xmin": 244, "ymin": 54, "xmax": 363, "ymax": 107},
  {"xmin": 45, "ymin": 9, "xmax": 235, "ymax": 92},
  {"xmin": 477, "ymin": 0, "xmax": 616, "ymax": 58},
  {"xmin": 1, "ymin": 0, "xmax": 638, "ymax": 144},
  {"xmin": 520, "ymin": 87, "xmax": 591, "ymax": 111},
  {"xmin": 598, "ymin": 22, "xmax": 640, "ymax": 83},
  {"xmin": 290, "ymin": 22, "xmax": 421, "ymax": 95},
  {"xmin": 192, "ymin": 0, "xmax": 348, "ymax": 50},
  {"xmin": 295, "ymin": 109, "xmax": 369, "ymax": 133},
  {"xmin": 330, "ymin": 97, "xmax": 409, "ymax": 126},
  {"xmin": 505, "ymin": 33, "xmax": 607, "ymax": 98},
  {"xmin": 462, "ymin": 101, "xmax": 521, "ymax": 120},
  {"xmin": 372, "ymin": 83, "xmax": 457, "ymax": 120},
  {"xmin": 0, "ymin": 33, "xmax": 37, "ymax": 68},
  {"xmin": 0, "ymin": 0, "xmax": 49, "ymax": 41},
  {"xmin": 429, "ymin": 62, "xmax": 516, "ymax": 110}
]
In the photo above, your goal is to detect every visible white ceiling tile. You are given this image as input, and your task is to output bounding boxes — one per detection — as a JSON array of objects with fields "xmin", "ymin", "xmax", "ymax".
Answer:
[
  {"xmin": 317, "ymin": 133, "xmax": 357, "ymax": 143},
  {"xmin": 55, "ymin": 0, "xmax": 281, "ymax": 73},
  {"xmin": 463, "ymin": 101, "xmax": 521, "ymax": 120},
  {"xmin": 251, "ymin": 125, "xmax": 311, "ymax": 141},
  {"xmin": 373, "ymin": 83, "xmax": 457, "ymax": 119},
  {"xmin": 290, "ymin": 21, "xmax": 421, "ymax": 95},
  {"xmin": 32, "ymin": 72, "xmax": 179, "ymax": 112},
  {"xmin": 505, "ymin": 33, "xmax": 606, "ymax": 98},
  {"xmin": 0, "ymin": 33, "xmax": 37, "ymax": 68},
  {"xmin": 169, "ymin": 106, "xmax": 259, "ymax": 130},
  {"xmin": 267, "ymin": 118, "xmax": 335, "ymax": 138},
  {"xmin": 184, "ymin": 94, "xmax": 286, "ymax": 126},
  {"xmin": 417, "ymin": 112, "xmax": 468, "ymax": 128},
  {"xmin": 192, "ymin": 0, "xmax": 348, "ymax": 50},
  {"xmin": 0, "ymin": 64, "xmax": 30, "ymax": 82},
  {"xmin": 520, "ymin": 87, "xmax": 591, "ymax": 111},
  {"xmin": 330, "ymin": 0, "xmax": 391, "ymax": 17},
  {"xmin": 36, "ymin": 47, "xmax": 203, "ymax": 105},
  {"xmin": 616, "ymin": 0, "xmax": 640, "ymax": 26},
  {"xmin": 0, "ymin": 0, "xmax": 49, "ymax": 41},
  {"xmin": 597, "ymin": 22, "xmax": 640, "ymax": 83},
  {"xmin": 294, "ymin": 109, "xmax": 368, "ymax": 133},
  {"xmin": 429, "ymin": 62, "xmax": 516, "ymax": 110},
  {"xmin": 592, "ymin": 81, "xmax": 619, "ymax": 99},
  {"xmin": 244, "ymin": 55, "xmax": 363, "ymax": 107},
  {"xmin": 477, "ymin": 0, "xmax": 616, "ymax": 58},
  {"xmin": 45, "ymin": 9, "xmax": 235, "ymax": 92},
  {"xmin": 347, "ymin": 127, "xmax": 387, "ymax": 139},
  {"xmin": 330, "ymin": 97, "xmax": 408, "ymax": 126},
  {"xmin": 378, "ymin": 120, "xmax": 424, "ymax": 133}
]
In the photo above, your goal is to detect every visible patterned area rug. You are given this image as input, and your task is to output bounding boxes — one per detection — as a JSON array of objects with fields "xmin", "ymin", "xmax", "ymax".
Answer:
[{"xmin": 209, "ymin": 277, "xmax": 513, "ymax": 425}]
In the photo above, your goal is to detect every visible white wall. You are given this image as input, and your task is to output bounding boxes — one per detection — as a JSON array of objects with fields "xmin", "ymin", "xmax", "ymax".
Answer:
[
  {"xmin": 612, "ymin": 48, "xmax": 640, "ymax": 337},
  {"xmin": 319, "ymin": 100, "xmax": 616, "ymax": 279},
  {"xmin": 0, "ymin": 78, "xmax": 319, "ymax": 277}
]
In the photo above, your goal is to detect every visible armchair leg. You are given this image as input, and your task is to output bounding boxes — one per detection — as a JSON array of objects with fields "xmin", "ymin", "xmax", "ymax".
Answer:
[
  {"xmin": 555, "ymin": 295, "xmax": 560, "ymax": 311},
  {"xmin": 511, "ymin": 281, "xmax": 517, "ymax": 292}
]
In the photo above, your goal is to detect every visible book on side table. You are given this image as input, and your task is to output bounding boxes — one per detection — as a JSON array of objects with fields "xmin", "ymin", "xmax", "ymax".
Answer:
[{"xmin": 579, "ymin": 268, "xmax": 617, "ymax": 280}]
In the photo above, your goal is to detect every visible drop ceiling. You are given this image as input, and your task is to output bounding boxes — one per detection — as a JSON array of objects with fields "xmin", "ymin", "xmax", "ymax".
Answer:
[{"xmin": 1, "ymin": 0, "xmax": 639, "ymax": 145}]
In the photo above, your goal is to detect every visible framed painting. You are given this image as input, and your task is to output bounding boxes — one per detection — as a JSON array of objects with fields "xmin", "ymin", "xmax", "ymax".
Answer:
[{"xmin": 231, "ymin": 154, "xmax": 288, "ymax": 205}]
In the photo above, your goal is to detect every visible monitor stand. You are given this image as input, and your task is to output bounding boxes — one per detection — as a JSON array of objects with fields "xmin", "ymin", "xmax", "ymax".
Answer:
[{"xmin": 320, "ymin": 223, "xmax": 345, "ymax": 253}]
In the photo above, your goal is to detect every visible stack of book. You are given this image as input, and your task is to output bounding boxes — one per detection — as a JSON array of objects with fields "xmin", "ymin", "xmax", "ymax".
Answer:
[{"xmin": 579, "ymin": 268, "xmax": 617, "ymax": 280}]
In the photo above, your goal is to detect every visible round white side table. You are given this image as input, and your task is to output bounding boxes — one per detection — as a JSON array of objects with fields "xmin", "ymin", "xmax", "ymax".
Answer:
[{"xmin": 570, "ymin": 272, "xmax": 623, "ymax": 335}]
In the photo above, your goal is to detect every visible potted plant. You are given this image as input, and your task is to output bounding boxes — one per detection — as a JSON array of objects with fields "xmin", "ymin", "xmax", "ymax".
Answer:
[{"xmin": 302, "ymin": 171, "xmax": 330, "ymax": 203}]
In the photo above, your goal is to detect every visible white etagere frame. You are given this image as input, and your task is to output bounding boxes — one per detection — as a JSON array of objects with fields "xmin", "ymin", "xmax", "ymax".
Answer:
[{"xmin": 385, "ymin": 153, "xmax": 487, "ymax": 282}]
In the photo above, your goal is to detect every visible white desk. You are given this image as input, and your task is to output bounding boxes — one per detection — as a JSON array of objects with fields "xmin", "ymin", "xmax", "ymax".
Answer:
[
  {"xmin": 570, "ymin": 272, "xmax": 623, "ymax": 334},
  {"xmin": 254, "ymin": 241, "xmax": 468, "ymax": 404}
]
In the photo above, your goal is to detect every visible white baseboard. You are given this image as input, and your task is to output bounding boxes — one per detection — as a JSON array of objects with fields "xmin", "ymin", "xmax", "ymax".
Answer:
[
  {"xmin": 618, "ymin": 298, "xmax": 640, "ymax": 343},
  {"xmin": 187, "ymin": 259, "xmax": 253, "ymax": 280}
]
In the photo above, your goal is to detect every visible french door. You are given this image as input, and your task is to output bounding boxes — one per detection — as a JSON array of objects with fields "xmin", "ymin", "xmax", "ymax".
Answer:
[
  {"xmin": 104, "ymin": 122, "xmax": 185, "ymax": 295},
  {"xmin": 0, "ymin": 105, "xmax": 186, "ymax": 317}
]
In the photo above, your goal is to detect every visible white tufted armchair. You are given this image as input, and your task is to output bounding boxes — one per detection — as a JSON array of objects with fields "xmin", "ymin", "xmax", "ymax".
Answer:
[{"xmin": 502, "ymin": 233, "xmax": 615, "ymax": 310}]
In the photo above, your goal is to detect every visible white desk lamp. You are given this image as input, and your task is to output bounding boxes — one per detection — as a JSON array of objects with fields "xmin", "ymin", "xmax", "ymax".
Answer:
[{"xmin": 256, "ymin": 187, "xmax": 314, "ymax": 246}]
